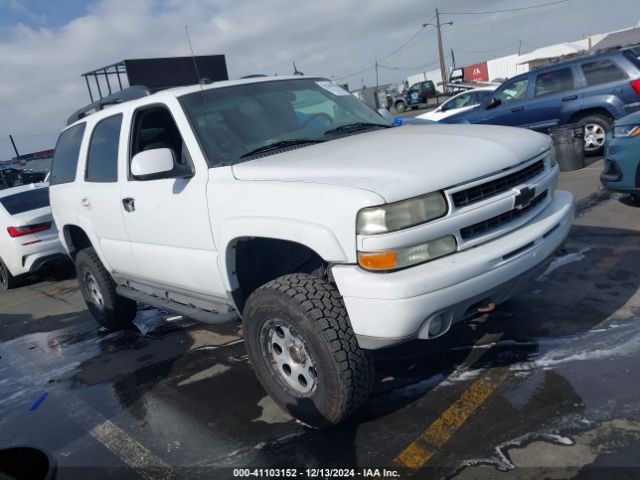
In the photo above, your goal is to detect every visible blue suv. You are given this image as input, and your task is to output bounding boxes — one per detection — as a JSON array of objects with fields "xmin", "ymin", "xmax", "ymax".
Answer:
[{"xmin": 441, "ymin": 46, "xmax": 640, "ymax": 155}]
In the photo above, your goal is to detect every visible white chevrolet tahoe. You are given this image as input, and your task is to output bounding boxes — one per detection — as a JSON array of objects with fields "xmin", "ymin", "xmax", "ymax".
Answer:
[{"xmin": 50, "ymin": 76, "xmax": 574, "ymax": 427}]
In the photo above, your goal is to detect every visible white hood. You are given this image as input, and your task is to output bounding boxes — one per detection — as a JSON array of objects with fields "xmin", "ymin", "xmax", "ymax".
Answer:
[{"xmin": 232, "ymin": 124, "xmax": 551, "ymax": 203}]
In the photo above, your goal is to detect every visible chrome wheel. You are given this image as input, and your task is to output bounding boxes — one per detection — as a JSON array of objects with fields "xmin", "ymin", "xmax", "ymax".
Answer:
[
  {"xmin": 83, "ymin": 270, "xmax": 104, "ymax": 311},
  {"xmin": 261, "ymin": 320, "xmax": 317, "ymax": 395},
  {"xmin": 584, "ymin": 123, "xmax": 606, "ymax": 152}
]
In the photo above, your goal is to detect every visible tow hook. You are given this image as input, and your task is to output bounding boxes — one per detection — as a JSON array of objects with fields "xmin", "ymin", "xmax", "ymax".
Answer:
[{"xmin": 477, "ymin": 302, "xmax": 496, "ymax": 313}]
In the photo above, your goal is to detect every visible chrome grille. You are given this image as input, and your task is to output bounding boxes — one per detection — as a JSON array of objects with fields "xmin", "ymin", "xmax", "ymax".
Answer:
[
  {"xmin": 452, "ymin": 160, "xmax": 545, "ymax": 208},
  {"xmin": 460, "ymin": 190, "xmax": 548, "ymax": 241}
]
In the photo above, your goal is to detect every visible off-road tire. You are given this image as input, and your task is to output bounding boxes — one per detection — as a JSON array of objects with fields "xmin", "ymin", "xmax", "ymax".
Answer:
[
  {"xmin": 577, "ymin": 114, "xmax": 612, "ymax": 156},
  {"xmin": 0, "ymin": 257, "xmax": 21, "ymax": 290},
  {"xmin": 395, "ymin": 101, "xmax": 406, "ymax": 113},
  {"xmin": 243, "ymin": 273, "xmax": 374, "ymax": 428},
  {"xmin": 76, "ymin": 247, "xmax": 137, "ymax": 330}
]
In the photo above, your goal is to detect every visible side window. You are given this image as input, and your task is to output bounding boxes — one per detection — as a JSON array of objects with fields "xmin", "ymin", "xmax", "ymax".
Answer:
[
  {"xmin": 443, "ymin": 93, "xmax": 471, "ymax": 111},
  {"xmin": 495, "ymin": 78, "xmax": 530, "ymax": 105},
  {"xmin": 130, "ymin": 106, "xmax": 189, "ymax": 167},
  {"xmin": 86, "ymin": 114, "xmax": 122, "ymax": 183},
  {"xmin": 474, "ymin": 90, "xmax": 493, "ymax": 104},
  {"xmin": 50, "ymin": 123, "xmax": 86, "ymax": 186},
  {"xmin": 534, "ymin": 68, "xmax": 575, "ymax": 97},
  {"xmin": 581, "ymin": 60, "xmax": 627, "ymax": 86}
]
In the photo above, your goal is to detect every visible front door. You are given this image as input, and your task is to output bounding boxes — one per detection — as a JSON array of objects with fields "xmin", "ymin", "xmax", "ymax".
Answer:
[
  {"xmin": 119, "ymin": 101, "xmax": 226, "ymax": 300},
  {"xmin": 477, "ymin": 76, "xmax": 531, "ymax": 126}
]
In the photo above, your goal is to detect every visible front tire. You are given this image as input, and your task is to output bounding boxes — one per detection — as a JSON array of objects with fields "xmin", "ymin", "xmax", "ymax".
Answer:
[
  {"xmin": 395, "ymin": 101, "xmax": 406, "ymax": 113},
  {"xmin": 243, "ymin": 273, "xmax": 374, "ymax": 428},
  {"xmin": 0, "ymin": 258, "xmax": 21, "ymax": 290},
  {"xmin": 578, "ymin": 114, "xmax": 611, "ymax": 156},
  {"xmin": 75, "ymin": 248, "xmax": 137, "ymax": 330}
]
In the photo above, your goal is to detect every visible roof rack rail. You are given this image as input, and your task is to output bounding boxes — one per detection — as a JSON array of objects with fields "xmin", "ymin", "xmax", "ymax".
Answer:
[{"xmin": 66, "ymin": 85, "xmax": 150, "ymax": 125}]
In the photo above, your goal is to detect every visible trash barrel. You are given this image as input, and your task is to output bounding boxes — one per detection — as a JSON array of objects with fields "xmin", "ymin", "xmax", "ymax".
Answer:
[{"xmin": 548, "ymin": 124, "xmax": 585, "ymax": 172}]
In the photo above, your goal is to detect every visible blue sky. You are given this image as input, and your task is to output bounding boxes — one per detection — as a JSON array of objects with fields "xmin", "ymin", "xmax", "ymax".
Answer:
[
  {"xmin": 0, "ymin": 0, "xmax": 638, "ymax": 158},
  {"xmin": 0, "ymin": 0, "xmax": 89, "ymax": 29}
]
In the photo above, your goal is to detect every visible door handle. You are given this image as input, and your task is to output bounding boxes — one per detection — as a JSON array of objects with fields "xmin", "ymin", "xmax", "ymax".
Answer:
[
  {"xmin": 81, "ymin": 198, "xmax": 91, "ymax": 209},
  {"xmin": 562, "ymin": 95, "xmax": 578, "ymax": 101},
  {"xmin": 511, "ymin": 106, "xmax": 524, "ymax": 112},
  {"xmin": 122, "ymin": 198, "xmax": 135, "ymax": 212}
]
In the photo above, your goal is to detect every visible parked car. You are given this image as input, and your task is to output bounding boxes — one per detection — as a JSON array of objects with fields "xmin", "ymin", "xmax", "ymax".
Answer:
[
  {"xmin": 600, "ymin": 110, "xmax": 640, "ymax": 200},
  {"xmin": 441, "ymin": 45, "xmax": 640, "ymax": 155},
  {"xmin": 50, "ymin": 76, "xmax": 574, "ymax": 427},
  {"xmin": 0, "ymin": 183, "xmax": 67, "ymax": 289},
  {"xmin": 391, "ymin": 80, "xmax": 437, "ymax": 112},
  {"xmin": 417, "ymin": 87, "xmax": 496, "ymax": 121},
  {"xmin": 0, "ymin": 167, "xmax": 48, "ymax": 190}
]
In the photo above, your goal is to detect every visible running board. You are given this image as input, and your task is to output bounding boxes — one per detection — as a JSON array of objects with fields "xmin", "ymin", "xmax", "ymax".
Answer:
[{"xmin": 116, "ymin": 285, "xmax": 239, "ymax": 324}]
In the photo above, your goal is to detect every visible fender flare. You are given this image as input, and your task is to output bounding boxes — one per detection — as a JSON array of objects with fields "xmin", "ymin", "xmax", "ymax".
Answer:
[{"xmin": 217, "ymin": 217, "xmax": 348, "ymax": 291}]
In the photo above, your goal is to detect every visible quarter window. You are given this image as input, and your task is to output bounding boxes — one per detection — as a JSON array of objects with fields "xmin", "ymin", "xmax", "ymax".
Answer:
[
  {"xmin": 50, "ymin": 123, "xmax": 86, "ymax": 186},
  {"xmin": 534, "ymin": 68, "xmax": 575, "ymax": 97},
  {"xmin": 581, "ymin": 60, "xmax": 627, "ymax": 86},
  {"xmin": 86, "ymin": 114, "xmax": 122, "ymax": 183}
]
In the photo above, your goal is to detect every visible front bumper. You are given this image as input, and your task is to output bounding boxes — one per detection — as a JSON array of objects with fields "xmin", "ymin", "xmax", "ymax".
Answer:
[
  {"xmin": 600, "ymin": 136, "xmax": 640, "ymax": 192},
  {"xmin": 332, "ymin": 190, "xmax": 575, "ymax": 349}
]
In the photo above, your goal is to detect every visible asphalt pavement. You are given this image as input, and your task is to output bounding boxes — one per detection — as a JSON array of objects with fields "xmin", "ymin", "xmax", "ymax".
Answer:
[{"xmin": 2, "ymin": 157, "xmax": 640, "ymax": 479}]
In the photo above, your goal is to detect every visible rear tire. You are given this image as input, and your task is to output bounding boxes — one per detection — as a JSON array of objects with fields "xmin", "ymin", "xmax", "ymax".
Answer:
[
  {"xmin": 75, "ymin": 248, "xmax": 137, "ymax": 330},
  {"xmin": 577, "ymin": 114, "xmax": 611, "ymax": 156},
  {"xmin": 243, "ymin": 273, "xmax": 374, "ymax": 428},
  {"xmin": 0, "ymin": 258, "xmax": 21, "ymax": 290}
]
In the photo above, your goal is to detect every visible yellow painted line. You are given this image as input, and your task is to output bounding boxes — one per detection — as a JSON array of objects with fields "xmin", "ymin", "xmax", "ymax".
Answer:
[{"xmin": 395, "ymin": 366, "xmax": 510, "ymax": 470}]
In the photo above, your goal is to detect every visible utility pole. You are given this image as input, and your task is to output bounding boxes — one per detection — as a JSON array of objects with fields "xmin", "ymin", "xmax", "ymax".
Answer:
[
  {"xmin": 451, "ymin": 48, "xmax": 456, "ymax": 69},
  {"xmin": 435, "ymin": 8, "xmax": 447, "ymax": 92},
  {"xmin": 8, "ymin": 135, "xmax": 20, "ymax": 159},
  {"xmin": 518, "ymin": 40, "xmax": 522, "ymax": 56},
  {"xmin": 374, "ymin": 57, "xmax": 380, "ymax": 108}
]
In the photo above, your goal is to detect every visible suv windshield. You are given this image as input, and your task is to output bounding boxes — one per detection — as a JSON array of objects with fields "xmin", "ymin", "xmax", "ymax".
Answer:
[{"xmin": 180, "ymin": 78, "xmax": 390, "ymax": 166}]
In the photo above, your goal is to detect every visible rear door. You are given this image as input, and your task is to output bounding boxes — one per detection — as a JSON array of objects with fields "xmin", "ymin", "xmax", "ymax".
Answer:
[
  {"xmin": 80, "ymin": 113, "xmax": 137, "ymax": 275},
  {"xmin": 525, "ymin": 66, "xmax": 580, "ymax": 131}
]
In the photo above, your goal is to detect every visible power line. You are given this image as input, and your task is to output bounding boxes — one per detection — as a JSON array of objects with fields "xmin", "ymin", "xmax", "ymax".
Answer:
[
  {"xmin": 382, "ymin": 15, "xmax": 437, "ymax": 60},
  {"xmin": 331, "ymin": 63, "xmax": 375, "ymax": 81},
  {"xmin": 440, "ymin": 0, "xmax": 569, "ymax": 15},
  {"xmin": 10, "ymin": 132, "xmax": 59, "ymax": 139}
]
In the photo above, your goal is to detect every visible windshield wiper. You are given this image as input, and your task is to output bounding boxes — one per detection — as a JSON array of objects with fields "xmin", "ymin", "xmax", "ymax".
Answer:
[
  {"xmin": 323, "ymin": 122, "xmax": 392, "ymax": 136},
  {"xmin": 240, "ymin": 139, "xmax": 325, "ymax": 158}
]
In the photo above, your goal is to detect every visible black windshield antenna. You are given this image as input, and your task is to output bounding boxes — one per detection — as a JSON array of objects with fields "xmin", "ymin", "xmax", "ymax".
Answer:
[{"xmin": 185, "ymin": 24, "xmax": 208, "ymax": 107}]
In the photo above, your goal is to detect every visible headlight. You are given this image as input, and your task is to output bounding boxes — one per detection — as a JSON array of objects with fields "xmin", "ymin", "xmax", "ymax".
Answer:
[
  {"xmin": 358, "ymin": 235, "xmax": 457, "ymax": 271},
  {"xmin": 356, "ymin": 192, "xmax": 447, "ymax": 235},
  {"xmin": 612, "ymin": 125, "xmax": 640, "ymax": 138},
  {"xmin": 549, "ymin": 146, "xmax": 557, "ymax": 168}
]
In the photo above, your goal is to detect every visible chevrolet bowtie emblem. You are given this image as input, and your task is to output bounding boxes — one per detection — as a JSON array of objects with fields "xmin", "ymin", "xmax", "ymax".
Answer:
[{"xmin": 514, "ymin": 186, "xmax": 535, "ymax": 209}]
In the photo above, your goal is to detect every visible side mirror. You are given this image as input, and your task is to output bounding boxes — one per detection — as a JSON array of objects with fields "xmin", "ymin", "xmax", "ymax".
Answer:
[
  {"xmin": 377, "ymin": 108, "xmax": 394, "ymax": 123},
  {"xmin": 485, "ymin": 97, "xmax": 501, "ymax": 110},
  {"xmin": 131, "ymin": 148, "xmax": 193, "ymax": 181}
]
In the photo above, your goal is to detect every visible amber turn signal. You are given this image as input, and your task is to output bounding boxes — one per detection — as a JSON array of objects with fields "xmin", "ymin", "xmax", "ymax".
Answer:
[{"xmin": 357, "ymin": 251, "xmax": 398, "ymax": 270}]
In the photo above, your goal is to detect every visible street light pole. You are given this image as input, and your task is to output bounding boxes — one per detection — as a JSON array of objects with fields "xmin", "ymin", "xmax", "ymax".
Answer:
[
  {"xmin": 423, "ymin": 12, "xmax": 452, "ymax": 93},
  {"xmin": 435, "ymin": 8, "xmax": 447, "ymax": 91}
]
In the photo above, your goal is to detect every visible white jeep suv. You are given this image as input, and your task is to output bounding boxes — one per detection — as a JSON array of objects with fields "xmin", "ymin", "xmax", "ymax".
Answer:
[{"xmin": 49, "ymin": 76, "xmax": 574, "ymax": 427}]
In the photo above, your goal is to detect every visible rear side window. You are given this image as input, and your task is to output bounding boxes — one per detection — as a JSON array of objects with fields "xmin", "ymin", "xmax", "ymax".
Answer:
[
  {"xmin": 534, "ymin": 68, "xmax": 575, "ymax": 97},
  {"xmin": 0, "ymin": 187, "xmax": 50, "ymax": 215},
  {"xmin": 86, "ymin": 114, "xmax": 122, "ymax": 183},
  {"xmin": 581, "ymin": 60, "xmax": 627, "ymax": 86},
  {"xmin": 50, "ymin": 123, "xmax": 86, "ymax": 185}
]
